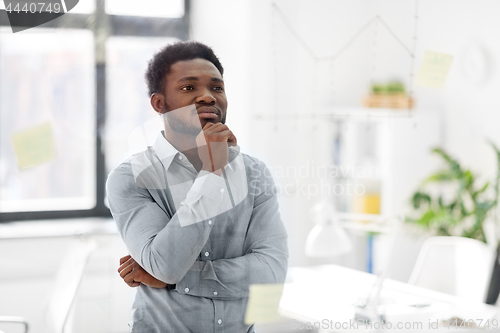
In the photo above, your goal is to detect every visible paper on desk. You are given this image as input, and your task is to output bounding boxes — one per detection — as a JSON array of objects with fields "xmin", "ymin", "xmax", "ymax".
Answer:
[
  {"xmin": 415, "ymin": 51, "xmax": 454, "ymax": 88},
  {"xmin": 11, "ymin": 122, "xmax": 56, "ymax": 169},
  {"xmin": 244, "ymin": 283, "xmax": 284, "ymax": 324}
]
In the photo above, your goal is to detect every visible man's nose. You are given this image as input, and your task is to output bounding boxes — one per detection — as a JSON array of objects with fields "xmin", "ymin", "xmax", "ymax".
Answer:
[{"xmin": 195, "ymin": 89, "xmax": 216, "ymax": 105}]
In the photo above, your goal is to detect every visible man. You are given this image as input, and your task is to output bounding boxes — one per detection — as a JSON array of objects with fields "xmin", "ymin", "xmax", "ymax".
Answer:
[{"xmin": 106, "ymin": 41, "xmax": 288, "ymax": 333}]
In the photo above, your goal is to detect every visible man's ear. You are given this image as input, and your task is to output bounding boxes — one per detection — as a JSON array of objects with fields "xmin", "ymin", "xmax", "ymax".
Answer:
[{"xmin": 150, "ymin": 93, "xmax": 166, "ymax": 114}]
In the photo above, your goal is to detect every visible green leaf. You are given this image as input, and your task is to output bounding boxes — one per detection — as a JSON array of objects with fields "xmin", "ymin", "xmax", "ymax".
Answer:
[
  {"xmin": 424, "ymin": 171, "xmax": 454, "ymax": 183},
  {"xmin": 432, "ymin": 148, "xmax": 460, "ymax": 167},
  {"xmin": 463, "ymin": 170, "xmax": 474, "ymax": 189},
  {"xmin": 416, "ymin": 209, "xmax": 436, "ymax": 228},
  {"xmin": 472, "ymin": 182, "xmax": 489, "ymax": 200},
  {"xmin": 386, "ymin": 81, "xmax": 406, "ymax": 94},
  {"xmin": 371, "ymin": 83, "xmax": 385, "ymax": 94},
  {"xmin": 437, "ymin": 225, "xmax": 451, "ymax": 236},
  {"xmin": 412, "ymin": 191, "xmax": 431, "ymax": 209},
  {"xmin": 437, "ymin": 197, "xmax": 443, "ymax": 208},
  {"xmin": 488, "ymin": 140, "xmax": 500, "ymax": 203}
]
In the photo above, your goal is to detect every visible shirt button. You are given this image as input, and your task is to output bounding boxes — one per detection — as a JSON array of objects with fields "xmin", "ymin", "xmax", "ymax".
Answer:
[
  {"xmin": 204, "ymin": 252, "xmax": 209, "ymax": 257},
  {"xmin": 220, "ymin": 188, "xmax": 224, "ymax": 193},
  {"xmin": 208, "ymin": 220, "xmax": 212, "ymax": 225},
  {"xmin": 213, "ymin": 291, "xmax": 218, "ymax": 296},
  {"xmin": 184, "ymin": 287, "xmax": 189, "ymax": 293},
  {"xmin": 178, "ymin": 155, "xmax": 183, "ymax": 160},
  {"xmin": 217, "ymin": 319, "xmax": 222, "ymax": 325}
]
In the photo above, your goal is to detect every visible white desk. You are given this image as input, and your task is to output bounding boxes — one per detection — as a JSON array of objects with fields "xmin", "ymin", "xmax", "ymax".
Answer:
[{"xmin": 279, "ymin": 265, "xmax": 500, "ymax": 332}]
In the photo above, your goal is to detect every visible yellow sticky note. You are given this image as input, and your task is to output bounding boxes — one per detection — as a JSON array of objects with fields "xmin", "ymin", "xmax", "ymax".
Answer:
[
  {"xmin": 11, "ymin": 122, "xmax": 56, "ymax": 169},
  {"xmin": 415, "ymin": 51, "xmax": 454, "ymax": 88},
  {"xmin": 244, "ymin": 283, "xmax": 284, "ymax": 324}
]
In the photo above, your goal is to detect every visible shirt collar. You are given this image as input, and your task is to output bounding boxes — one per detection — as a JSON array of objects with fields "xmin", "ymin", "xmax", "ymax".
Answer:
[
  {"xmin": 152, "ymin": 131, "xmax": 178, "ymax": 170},
  {"xmin": 152, "ymin": 131, "xmax": 234, "ymax": 171}
]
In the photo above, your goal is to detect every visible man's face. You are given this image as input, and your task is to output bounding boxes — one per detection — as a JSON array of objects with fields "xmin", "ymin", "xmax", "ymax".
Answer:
[{"xmin": 162, "ymin": 58, "xmax": 227, "ymax": 133}]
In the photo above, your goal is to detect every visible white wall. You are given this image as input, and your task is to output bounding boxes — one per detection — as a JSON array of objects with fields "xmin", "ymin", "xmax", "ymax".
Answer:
[
  {"xmin": 415, "ymin": 0, "xmax": 500, "ymax": 179},
  {"xmin": 191, "ymin": 0, "xmax": 500, "ymax": 278}
]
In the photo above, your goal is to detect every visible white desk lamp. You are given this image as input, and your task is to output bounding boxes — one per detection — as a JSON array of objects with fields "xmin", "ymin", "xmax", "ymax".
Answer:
[
  {"xmin": 305, "ymin": 201, "xmax": 352, "ymax": 257},
  {"xmin": 305, "ymin": 201, "xmax": 400, "ymax": 327}
]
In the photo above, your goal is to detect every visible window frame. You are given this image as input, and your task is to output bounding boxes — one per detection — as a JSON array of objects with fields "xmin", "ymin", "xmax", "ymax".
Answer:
[{"xmin": 0, "ymin": 0, "xmax": 190, "ymax": 222}]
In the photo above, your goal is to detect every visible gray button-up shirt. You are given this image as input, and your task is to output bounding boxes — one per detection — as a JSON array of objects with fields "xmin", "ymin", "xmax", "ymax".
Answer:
[{"xmin": 106, "ymin": 132, "xmax": 288, "ymax": 333}]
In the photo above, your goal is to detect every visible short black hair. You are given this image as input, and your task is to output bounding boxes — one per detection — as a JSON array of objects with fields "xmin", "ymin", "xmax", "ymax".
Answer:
[{"xmin": 145, "ymin": 41, "xmax": 224, "ymax": 96}]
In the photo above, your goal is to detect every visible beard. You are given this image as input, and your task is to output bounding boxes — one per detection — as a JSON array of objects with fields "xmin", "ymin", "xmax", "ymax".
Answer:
[{"xmin": 163, "ymin": 104, "xmax": 202, "ymax": 136}]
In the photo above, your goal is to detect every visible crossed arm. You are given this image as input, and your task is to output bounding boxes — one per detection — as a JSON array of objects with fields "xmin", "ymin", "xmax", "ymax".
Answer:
[{"xmin": 109, "ymin": 157, "xmax": 288, "ymax": 295}]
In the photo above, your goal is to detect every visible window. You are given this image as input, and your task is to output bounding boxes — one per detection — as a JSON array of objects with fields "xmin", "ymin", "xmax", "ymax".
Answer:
[
  {"xmin": 0, "ymin": 29, "xmax": 95, "ymax": 213},
  {"xmin": 106, "ymin": 0, "xmax": 184, "ymax": 18},
  {"xmin": 0, "ymin": 0, "xmax": 188, "ymax": 222},
  {"xmin": 105, "ymin": 37, "xmax": 178, "ymax": 173},
  {"xmin": 70, "ymin": 0, "xmax": 95, "ymax": 14}
]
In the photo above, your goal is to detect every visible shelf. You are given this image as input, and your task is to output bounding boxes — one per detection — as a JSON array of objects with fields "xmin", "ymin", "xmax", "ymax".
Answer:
[
  {"xmin": 337, "ymin": 212, "xmax": 393, "ymax": 234},
  {"xmin": 253, "ymin": 106, "xmax": 419, "ymax": 122}
]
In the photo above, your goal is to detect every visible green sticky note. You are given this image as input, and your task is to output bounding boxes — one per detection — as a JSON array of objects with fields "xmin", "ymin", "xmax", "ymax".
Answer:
[
  {"xmin": 11, "ymin": 122, "xmax": 56, "ymax": 169},
  {"xmin": 415, "ymin": 51, "xmax": 454, "ymax": 88},
  {"xmin": 244, "ymin": 283, "xmax": 284, "ymax": 324}
]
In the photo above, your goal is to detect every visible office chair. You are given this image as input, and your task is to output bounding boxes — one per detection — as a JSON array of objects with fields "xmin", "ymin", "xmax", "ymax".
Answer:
[
  {"xmin": 0, "ymin": 316, "xmax": 29, "ymax": 333},
  {"xmin": 0, "ymin": 238, "xmax": 97, "ymax": 333},
  {"xmin": 409, "ymin": 236, "xmax": 494, "ymax": 302},
  {"xmin": 43, "ymin": 238, "xmax": 97, "ymax": 333}
]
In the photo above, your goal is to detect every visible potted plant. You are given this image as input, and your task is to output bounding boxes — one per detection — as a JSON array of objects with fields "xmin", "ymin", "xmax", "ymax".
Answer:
[
  {"xmin": 407, "ymin": 144, "xmax": 500, "ymax": 242},
  {"xmin": 406, "ymin": 143, "xmax": 500, "ymax": 304},
  {"xmin": 363, "ymin": 80, "xmax": 414, "ymax": 109}
]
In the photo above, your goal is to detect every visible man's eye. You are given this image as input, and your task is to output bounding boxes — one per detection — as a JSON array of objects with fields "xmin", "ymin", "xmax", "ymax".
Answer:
[
  {"xmin": 214, "ymin": 86, "xmax": 224, "ymax": 91},
  {"xmin": 182, "ymin": 86, "xmax": 193, "ymax": 91}
]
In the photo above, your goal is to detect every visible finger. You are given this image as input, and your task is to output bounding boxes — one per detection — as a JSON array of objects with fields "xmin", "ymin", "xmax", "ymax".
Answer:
[
  {"xmin": 227, "ymin": 131, "xmax": 237, "ymax": 146},
  {"xmin": 123, "ymin": 270, "xmax": 138, "ymax": 284},
  {"xmin": 124, "ymin": 274, "xmax": 139, "ymax": 287},
  {"xmin": 119, "ymin": 263, "xmax": 135, "ymax": 278},
  {"xmin": 119, "ymin": 254, "xmax": 131, "ymax": 265},
  {"xmin": 118, "ymin": 257, "xmax": 136, "ymax": 273},
  {"xmin": 119, "ymin": 256, "xmax": 134, "ymax": 268},
  {"xmin": 202, "ymin": 122, "xmax": 216, "ymax": 130},
  {"xmin": 216, "ymin": 129, "xmax": 236, "ymax": 142},
  {"xmin": 210, "ymin": 123, "xmax": 228, "ymax": 132},
  {"xmin": 204, "ymin": 123, "xmax": 225, "ymax": 133}
]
